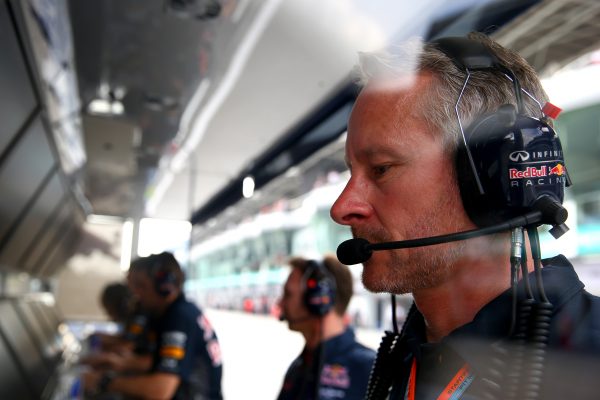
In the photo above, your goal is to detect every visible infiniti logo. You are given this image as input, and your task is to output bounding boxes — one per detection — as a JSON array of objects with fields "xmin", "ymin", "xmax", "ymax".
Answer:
[{"xmin": 509, "ymin": 151, "xmax": 530, "ymax": 162}]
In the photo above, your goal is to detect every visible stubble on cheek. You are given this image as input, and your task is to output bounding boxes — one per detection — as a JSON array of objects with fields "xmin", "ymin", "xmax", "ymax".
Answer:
[
  {"xmin": 360, "ymin": 240, "xmax": 465, "ymax": 294},
  {"xmin": 360, "ymin": 249, "xmax": 407, "ymax": 293},
  {"xmin": 350, "ymin": 198, "xmax": 467, "ymax": 294}
]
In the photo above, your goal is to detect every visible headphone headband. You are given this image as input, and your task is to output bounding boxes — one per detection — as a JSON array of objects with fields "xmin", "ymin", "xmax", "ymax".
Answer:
[{"xmin": 432, "ymin": 36, "xmax": 498, "ymax": 70}]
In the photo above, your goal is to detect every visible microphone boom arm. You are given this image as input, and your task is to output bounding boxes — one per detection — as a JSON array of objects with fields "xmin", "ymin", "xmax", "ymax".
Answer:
[
  {"xmin": 371, "ymin": 211, "xmax": 543, "ymax": 251},
  {"xmin": 337, "ymin": 196, "xmax": 568, "ymax": 265}
]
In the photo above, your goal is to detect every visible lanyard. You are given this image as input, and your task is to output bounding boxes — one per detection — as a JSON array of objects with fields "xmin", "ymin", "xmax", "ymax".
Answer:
[{"xmin": 405, "ymin": 358, "xmax": 474, "ymax": 400}]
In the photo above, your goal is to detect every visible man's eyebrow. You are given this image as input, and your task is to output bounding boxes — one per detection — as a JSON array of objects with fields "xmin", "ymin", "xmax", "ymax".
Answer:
[{"xmin": 357, "ymin": 145, "xmax": 407, "ymax": 161}]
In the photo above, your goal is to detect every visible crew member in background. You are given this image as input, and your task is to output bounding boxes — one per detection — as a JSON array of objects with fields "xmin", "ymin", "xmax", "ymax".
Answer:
[
  {"xmin": 81, "ymin": 280, "xmax": 155, "ymax": 372},
  {"xmin": 84, "ymin": 252, "xmax": 223, "ymax": 400},
  {"xmin": 90, "ymin": 282, "xmax": 135, "ymax": 352},
  {"xmin": 101, "ymin": 282, "xmax": 133, "ymax": 324},
  {"xmin": 330, "ymin": 32, "xmax": 600, "ymax": 399},
  {"xmin": 277, "ymin": 255, "xmax": 376, "ymax": 400}
]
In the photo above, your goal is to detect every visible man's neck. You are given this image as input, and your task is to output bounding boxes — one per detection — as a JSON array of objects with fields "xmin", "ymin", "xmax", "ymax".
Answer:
[
  {"xmin": 154, "ymin": 293, "xmax": 179, "ymax": 317},
  {"xmin": 304, "ymin": 313, "xmax": 346, "ymax": 350},
  {"xmin": 413, "ymin": 240, "xmax": 527, "ymax": 343}
]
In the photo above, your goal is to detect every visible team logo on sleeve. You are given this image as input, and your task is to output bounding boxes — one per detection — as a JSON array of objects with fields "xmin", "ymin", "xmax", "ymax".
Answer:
[
  {"xmin": 206, "ymin": 339, "xmax": 222, "ymax": 367},
  {"xmin": 160, "ymin": 331, "xmax": 187, "ymax": 360},
  {"xmin": 126, "ymin": 315, "xmax": 147, "ymax": 336},
  {"xmin": 198, "ymin": 314, "xmax": 215, "ymax": 340}
]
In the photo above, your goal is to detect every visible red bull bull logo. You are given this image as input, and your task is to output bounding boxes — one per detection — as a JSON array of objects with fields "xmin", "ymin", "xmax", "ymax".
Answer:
[{"xmin": 548, "ymin": 163, "xmax": 565, "ymax": 176}]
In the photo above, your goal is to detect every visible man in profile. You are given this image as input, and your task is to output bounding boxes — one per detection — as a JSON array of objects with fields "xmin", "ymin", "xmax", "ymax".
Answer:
[
  {"xmin": 277, "ymin": 255, "xmax": 375, "ymax": 400},
  {"xmin": 84, "ymin": 252, "xmax": 223, "ymax": 400},
  {"xmin": 330, "ymin": 32, "xmax": 600, "ymax": 399}
]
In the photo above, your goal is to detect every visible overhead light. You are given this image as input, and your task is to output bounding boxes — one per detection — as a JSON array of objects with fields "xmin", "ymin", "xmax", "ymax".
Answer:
[
  {"xmin": 88, "ymin": 83, "xmax": 127, "ymax": 116},
  {"xmin": 111, "ymin": 101, "xmax": 124, "ymax": 115},
  {"xmin": 242, "ymin": 176, "xmax": 255, "ymax": 198},
  {"xmin": 88, "ymin": 98, "xmax": 125, "ymax": 116},
  {"xmin": 88, "ymin": 99, "xmax": 111, "ymax": 114}
]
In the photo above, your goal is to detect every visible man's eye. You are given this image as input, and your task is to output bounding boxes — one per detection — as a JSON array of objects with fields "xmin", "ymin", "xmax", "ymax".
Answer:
[{"xmin": 372, "ymin": 165, "xmax": 391, "ymax": 177}]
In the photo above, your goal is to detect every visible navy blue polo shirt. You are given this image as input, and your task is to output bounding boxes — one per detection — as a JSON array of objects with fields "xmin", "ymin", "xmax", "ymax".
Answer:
[
  {"xmin": 123, "ymin": 308, "xmax": 156, "ymax": 355},
  {"xmin": 278, "ymin": 328, "xmax": 376, "ymax": 400},
  {"xmin": 382, "ymin": 255, "xmax": 600, "ymax": 400},
  {"xmin": 153, "ymin": 295, "xmax": 223, "ymax": 400}
]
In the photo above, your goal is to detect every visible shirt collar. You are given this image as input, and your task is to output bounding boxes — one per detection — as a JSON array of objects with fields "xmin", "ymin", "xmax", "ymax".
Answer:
[
  {"xmin": 303, "ymin": 328, "xmax": 357, "ymax": 360},
  {"xmin": 400, "ymin": 255, "xmax": 583, "ymax": 362},
  {"xmin": 449, "ymin": 254, "xmax": 583, "ymax": 339},
  {"xmin": 325, "ymin": 327, "xmax": 356, "ymax": 357}
]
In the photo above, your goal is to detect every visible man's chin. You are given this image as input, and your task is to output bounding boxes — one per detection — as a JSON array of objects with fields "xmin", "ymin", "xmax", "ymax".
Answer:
[
  {"xmin": 361, "ymin": 260, "xmax": 412, "ymax": 294},
  {"xmin": 361, "ymin": 262, "xmax": 390, "ymax": 293}
]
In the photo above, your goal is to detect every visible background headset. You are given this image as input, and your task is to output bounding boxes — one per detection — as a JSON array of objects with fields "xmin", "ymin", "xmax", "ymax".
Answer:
[
  {"xmin": 147, "ymin": 252, "xmax": 179, "ymax": 298},
  {"xmin": 432, "ymin": 36, "xmax": 571, "ymax": 228},
  {"xmin": 302, "ymin": 260, "xmax": 336, "ymax": 317}
]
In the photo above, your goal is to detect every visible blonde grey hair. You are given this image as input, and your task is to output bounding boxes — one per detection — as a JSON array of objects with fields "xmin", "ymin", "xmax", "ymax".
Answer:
[{"xmin": 355, "ymin": 32, "xmax": 550, "ymax": 151}]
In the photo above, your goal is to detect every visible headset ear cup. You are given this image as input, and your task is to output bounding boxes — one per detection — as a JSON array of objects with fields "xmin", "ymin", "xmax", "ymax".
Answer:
[
  {"xmin": 457, "ymin": 106, "xmax": 525, "ymax": 227},
  {"xmin": 457, "ymin": 109, "xmax": 568, "ymax": 227},
  {"xmin": 456, "ymin": 113, "xmax": 508, "ymax": 227},
  {"xmin": 149, "ymin": 252, "xmax": 181, "ymax": 298},
  {"xmin": 303, "ymin": 261, "xmax": 336, "ymax": 317},
  {"xmin": 155, "ymin": 270, "xmax": 176, "ymax": 297}
]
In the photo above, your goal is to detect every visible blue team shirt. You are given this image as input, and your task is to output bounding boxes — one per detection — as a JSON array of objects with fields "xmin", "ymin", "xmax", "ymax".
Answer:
[
  {"xmin": 278, "ymin": 328, "xmax": 376, "ymax": 400},
  {"xmin": 382, "ymin": 255, "xmax": 600, "ymax": 400},
  {"xmin": 123, "ymin": 309, "xmax": 156, "ymax": 355},
  {"xmin": 153, "ymin": 295, "xmax": 223, "ymax": 400}
]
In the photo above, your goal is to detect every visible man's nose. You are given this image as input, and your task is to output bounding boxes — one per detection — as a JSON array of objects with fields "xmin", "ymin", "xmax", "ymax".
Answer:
[{"xmin": 330, "ymin": 177, "xmax": 372, "ymax": 226}]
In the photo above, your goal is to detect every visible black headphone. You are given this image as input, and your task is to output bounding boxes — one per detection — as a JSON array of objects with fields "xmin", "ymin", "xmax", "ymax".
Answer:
[
  {"xmin": 432, "ymin": 37, "xmax": 571, "ymax": 227},
  {"xmin": 302, "ymin": 260, "xmax": 336, "ymax": 316},
  {"xmin": 148, "ymin": 253, "xmax": 179, "ymax": 298}
]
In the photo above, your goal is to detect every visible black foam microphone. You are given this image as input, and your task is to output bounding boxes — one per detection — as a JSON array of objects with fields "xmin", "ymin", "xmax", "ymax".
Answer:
[
  {"xmin": 337, "ymin": 238, "xmax": 372, "ymax": 265},
  {"xmin": 337, "ymin": 196, "xmax": 568, "ymax": 265}
]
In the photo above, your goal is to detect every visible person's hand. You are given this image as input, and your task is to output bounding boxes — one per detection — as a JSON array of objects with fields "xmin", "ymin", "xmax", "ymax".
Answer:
[
  {"xmin": 80, "ymin": 352, "xmax": 108, "ymax": 368},
  {"xmin": 82, "ymin": 370, "xmax": 101, "ymax": 395},
  {"xmin": 81, "ymin": 351, "xmax": 126, "ymax": 371}
]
